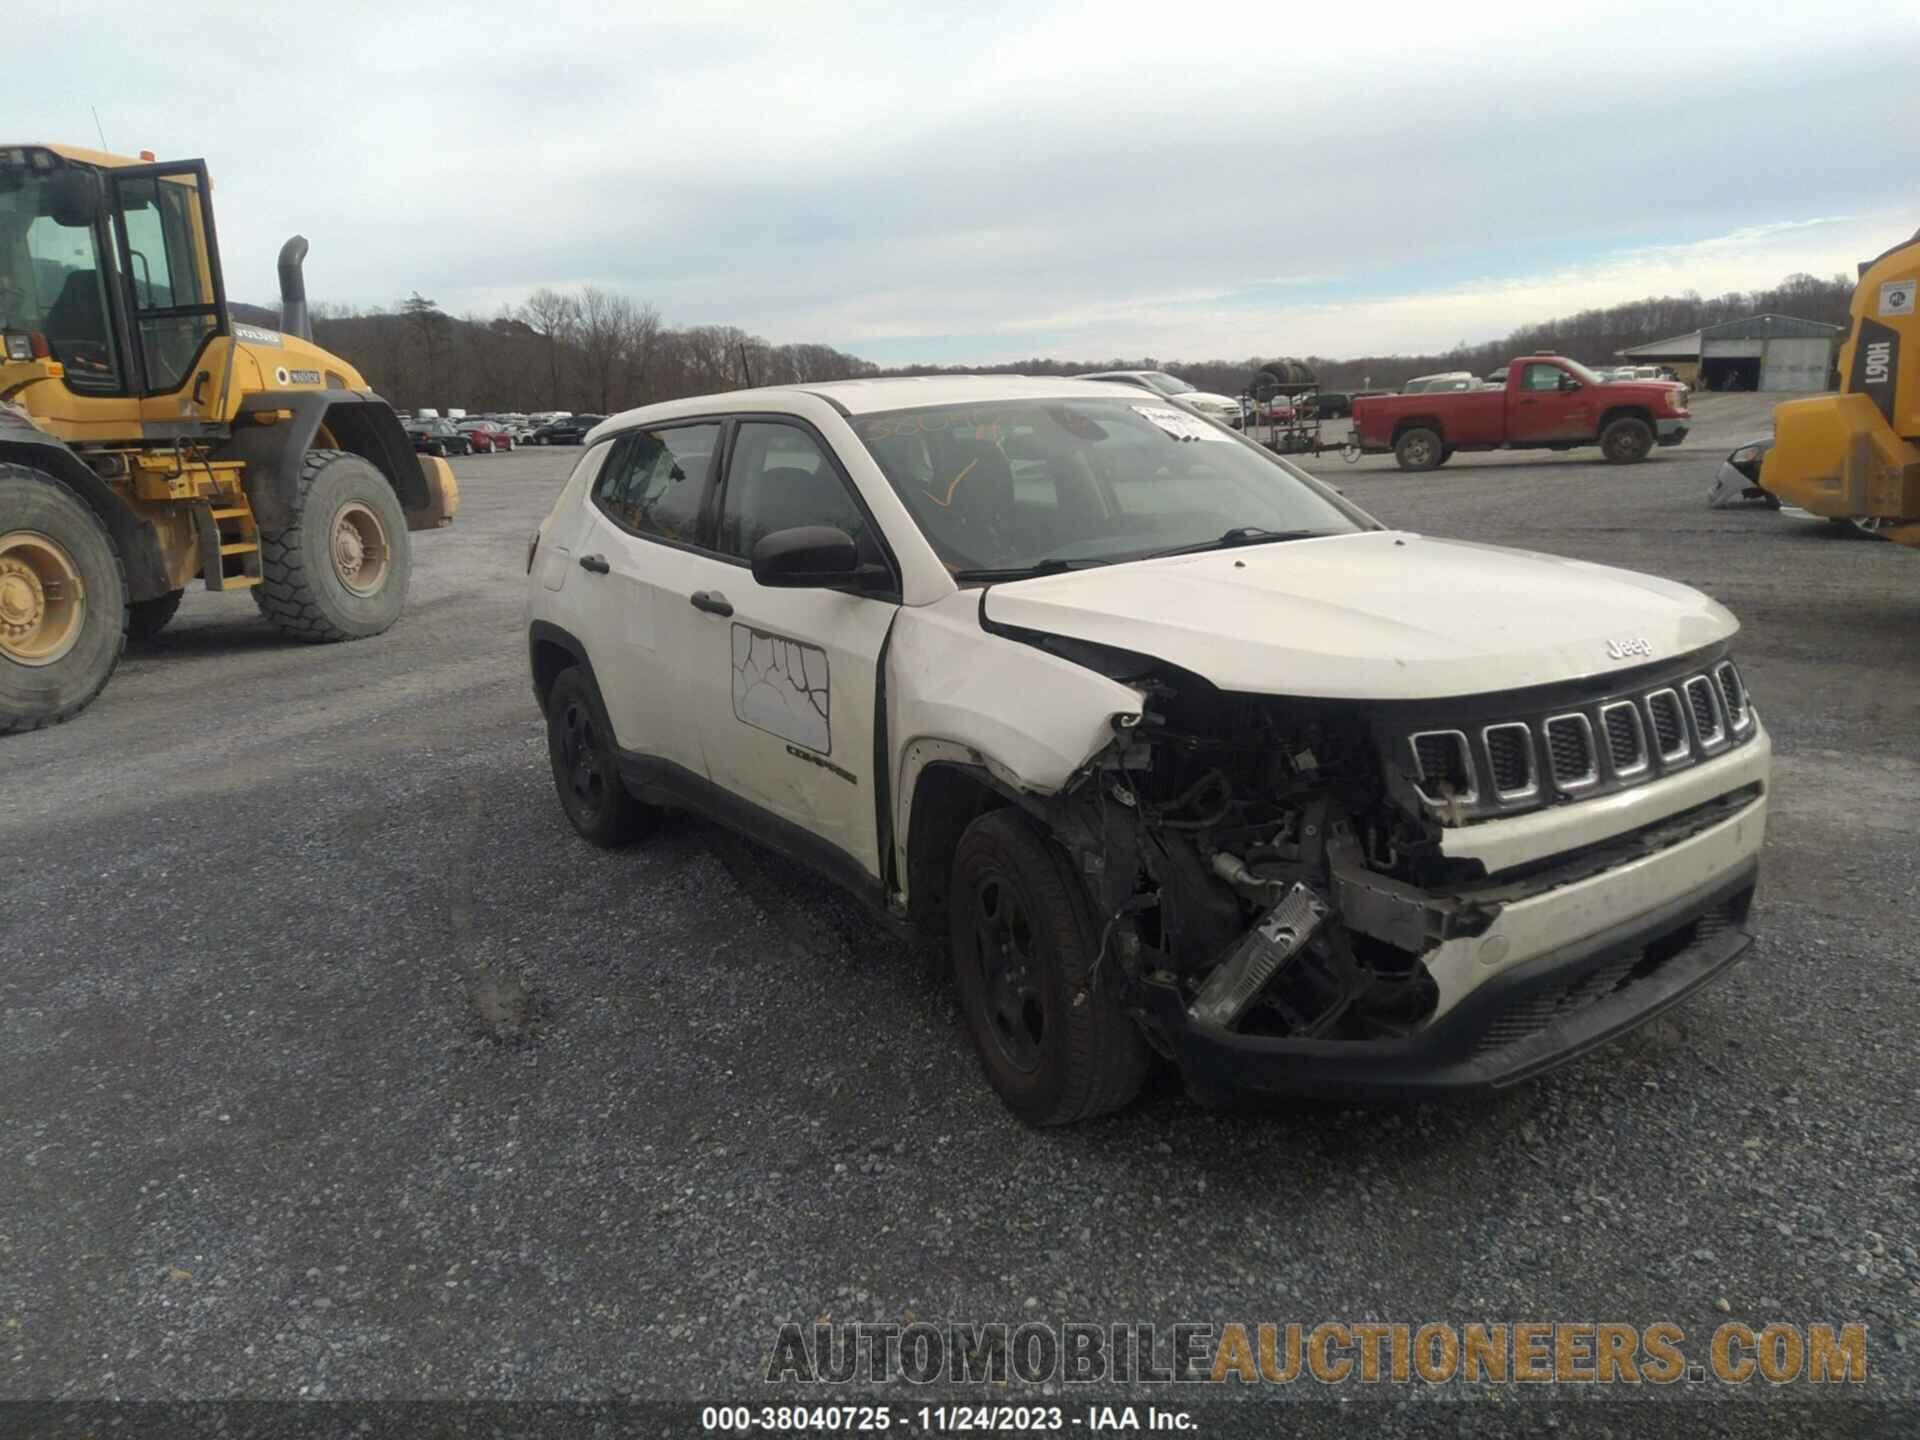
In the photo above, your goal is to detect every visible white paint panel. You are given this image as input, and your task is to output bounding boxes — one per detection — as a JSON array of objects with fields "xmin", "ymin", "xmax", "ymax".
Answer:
[{"xmin": 1702, "ymin": 338, "xmax": 1764, "ymax": 358}]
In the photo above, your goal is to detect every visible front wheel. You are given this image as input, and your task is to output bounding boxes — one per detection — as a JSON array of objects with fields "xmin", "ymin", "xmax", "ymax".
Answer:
[
  {"xmin": 255, "ymin": 449, "xmax": 412, "ymax": 643},
  {"xmin": 1394, "ymin": 427, "xmax": 1443, "ymax": 472},
  {"xmin": 0, "ymin": 465, "xmax": 127, "ymax": 733},
  {"xmin": 1601, "ymin": 417, "xmax": 1654, "ymax": 464},
  {"xmin": 949, "ymin": 809, "xmax": 1149, "ymax": 1125}
]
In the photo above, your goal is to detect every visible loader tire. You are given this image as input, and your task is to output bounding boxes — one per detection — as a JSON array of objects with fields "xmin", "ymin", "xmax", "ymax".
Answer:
[
  {"xmin": 0, "ymin": 465, "xmax": 126, "ymax": 734},
  {"xmin": 1601, "ymin": 417, "xmax": 1654, "ymax": 464},
  {"xmin": 127, "ymin": 588, "xmax": 184, "ymax": 641},
  {"xmin": 255, "ymin": 449, "xmax": 412, "ymax": 643},
  {"xmin": 1394, "ymin": 427, "xmax": 1444, "ymax": 471}
]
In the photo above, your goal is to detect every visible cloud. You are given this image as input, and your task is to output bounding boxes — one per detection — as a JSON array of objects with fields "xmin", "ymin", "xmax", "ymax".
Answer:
[{"xmin": 15, "ymin": 0, "xmax": 1920, "ymax": 360}]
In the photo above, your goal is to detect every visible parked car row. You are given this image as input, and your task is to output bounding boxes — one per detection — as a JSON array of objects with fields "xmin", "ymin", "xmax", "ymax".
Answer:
[{"xmin": 398, "ymin": 409, "xmax": 617, "ymax": 455}]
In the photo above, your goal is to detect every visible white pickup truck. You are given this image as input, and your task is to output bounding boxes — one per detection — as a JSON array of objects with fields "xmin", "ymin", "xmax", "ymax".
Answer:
[{"xmin": 525, "ymin": 376, "xmax": 1769, "ymax": 1124}]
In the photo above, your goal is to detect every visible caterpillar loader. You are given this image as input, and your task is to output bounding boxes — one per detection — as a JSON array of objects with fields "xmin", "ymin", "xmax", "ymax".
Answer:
[
  {"xmin": 1762, "ymin": 226, "xmax": 1920, "ymax": 548},
  {"xmin": 0, "ymin": 143, "xmax": 457, "ymax": 733}
]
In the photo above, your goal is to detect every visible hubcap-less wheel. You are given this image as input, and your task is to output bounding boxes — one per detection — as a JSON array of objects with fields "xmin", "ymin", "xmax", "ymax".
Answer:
[
  {"xmin": 329, "ymin": 502, "xmax": 390, "ymax": 598},
  {"xmin": 0, "ymin": 529, "xmax": 85, "ymax": 667},
  {"xmin": 558, "ymin": 697, "xmax": 605, "ymax": 816},
  {"xmin": 971, "ymin": 870, "xmax": 1046, "ymax": 1073},
  {"xmin": 1404, "ymin": 436, "xmax": 1434, "ymax": 466}
]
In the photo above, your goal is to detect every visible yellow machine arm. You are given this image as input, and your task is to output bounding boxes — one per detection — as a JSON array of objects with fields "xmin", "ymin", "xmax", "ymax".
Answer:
[{"xmin": 1764, "ymin": 228, "xmax": 1920, "ymax": 547}]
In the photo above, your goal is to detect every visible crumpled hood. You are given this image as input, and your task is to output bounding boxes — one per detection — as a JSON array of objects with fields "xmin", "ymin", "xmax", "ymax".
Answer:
[{"xmin": 981, "ymin": 531, "xmax": 1738, "ymax": 700}]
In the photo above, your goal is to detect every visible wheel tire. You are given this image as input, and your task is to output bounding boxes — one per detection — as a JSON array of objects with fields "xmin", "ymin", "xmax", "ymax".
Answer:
[
  {"xmin": 255, "ymin": 449, "xmax": 412, "ymax": 643},
  {"xmin": 0, "ymin": 465, "xmax": 127, "ymax": 734},
  {"xmin": 545, "ymin": 666, "xmax": 652, "ymax": 847},
  {"xmin": 127, "ymin": 588, "xmax": 184, "ymax": 641},
  {"xmin": 949, "ymin": 808, "xmax": 1149, "ymax": 1125},
  {"xmin": 1437, "ymin": 445, "xmax": 1456, "ymax": 467},
  {"xmin": 1394, "ymin": 427, "xmax": 1444, "ymax": 472},
  {"xmin": 1601, "ymin": 417, "xmax": 1654, "ymax": 464}
]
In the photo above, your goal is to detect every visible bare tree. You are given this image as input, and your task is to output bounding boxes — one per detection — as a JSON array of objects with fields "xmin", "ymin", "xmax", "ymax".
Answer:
[{"xmin": 521, "ymin": 287, "xmax": 579, "ymax": 409}]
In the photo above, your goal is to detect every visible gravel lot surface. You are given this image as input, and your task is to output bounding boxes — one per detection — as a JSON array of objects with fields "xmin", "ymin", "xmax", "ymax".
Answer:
[{"xmin": 4, "ymin": 395, "xmax": 1916, "ymax": 1434}]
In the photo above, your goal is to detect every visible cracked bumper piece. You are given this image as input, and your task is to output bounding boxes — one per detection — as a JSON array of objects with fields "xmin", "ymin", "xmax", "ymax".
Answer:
[
  {"xmin": 1657, "ymin": 418, "xmax": 1690, "ymax": 446},
  {"xmin": 1145, "ymin": 795, "xmax": 1765, "ymax": 1101}
]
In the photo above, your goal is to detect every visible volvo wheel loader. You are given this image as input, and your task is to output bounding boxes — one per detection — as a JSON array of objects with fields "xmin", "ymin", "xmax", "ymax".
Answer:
[
  {"xmin": 0, "ymin": 143, "xmax": 457, "ymax": 733},
  {"xmin": 1762, "ymin": 226, "xmax": 1920, "ymax": 548}
]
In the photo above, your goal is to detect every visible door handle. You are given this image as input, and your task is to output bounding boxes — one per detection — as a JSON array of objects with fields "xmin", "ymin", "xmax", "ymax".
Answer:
[
  {"xmin": 578, "ymin": 554, "xmax": 610, "ymax": 574},
  {"xmin": 690, "ymin": 590, "xmax": 734, "ymax": 617}
]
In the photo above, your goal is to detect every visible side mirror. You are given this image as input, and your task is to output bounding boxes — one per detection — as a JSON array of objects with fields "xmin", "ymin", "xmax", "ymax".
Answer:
[
  {"xmin": 750, "ymin": 525, "xmax": 888, "ymax": 591},
  {"xmin": 1559, "ymin": 377, "xmax": 1581, "ymax": 392},
  {"xmin": 41, "ymin": 169, "xmax": 104, "ymax": 229}
]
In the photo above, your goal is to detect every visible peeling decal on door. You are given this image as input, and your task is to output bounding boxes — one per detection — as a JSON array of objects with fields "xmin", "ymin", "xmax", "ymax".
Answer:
[{"xmin": 731, "ymin": 624, "xmax": 830, "ymax": 753}]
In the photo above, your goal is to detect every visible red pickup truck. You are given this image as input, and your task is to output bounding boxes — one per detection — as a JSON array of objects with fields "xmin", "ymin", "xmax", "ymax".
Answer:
[{"xmin": 1350, "ymin": 355, "xmax": 1691, "ymax": 471}]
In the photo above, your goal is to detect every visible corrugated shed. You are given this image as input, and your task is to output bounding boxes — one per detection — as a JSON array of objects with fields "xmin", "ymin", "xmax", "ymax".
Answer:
[{"xmin": 1699, "ymin": 313, "xmax": 1844, "ymax": 340}]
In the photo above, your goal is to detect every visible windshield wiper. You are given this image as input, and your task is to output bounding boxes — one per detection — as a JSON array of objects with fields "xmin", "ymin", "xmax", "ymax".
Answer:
[
  {"xmin": 1143, "ymin": 527, "xmax": 1333, "ymax": 559},
  {"xmin": 952, "ymin": 557, "xmax": 1087, "ymax": 582}
]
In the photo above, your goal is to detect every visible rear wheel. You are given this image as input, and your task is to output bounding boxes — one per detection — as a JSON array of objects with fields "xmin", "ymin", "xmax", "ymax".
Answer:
[
  {"xmin": 1437, "ymin": 445, "xmax": 1456, "ymax": 467},
  {"xmin": 1601, "ymin": 417, "xmax": 1654, "ymax": 464},
  {"xmin": 545, "ymin": 666, "xmax": 652, "ymax": 846},
  {"xmin": 255, "ymin": 449, "xmax": 412, "ymax": 643},
  {"xmin": 127, "ymin": 588, "xmax": 184, "ymax": 641},
  {"xmin": 1394, "ymin": 427, "xmax": 1443, "ymax": 472},
  {"xmin": 949, "ymin": 809, "xmax": 1149, "ymax": 1125},
  {"xmin": 0, "ymin": 465, "xmax": 127, "ymax": 734}
]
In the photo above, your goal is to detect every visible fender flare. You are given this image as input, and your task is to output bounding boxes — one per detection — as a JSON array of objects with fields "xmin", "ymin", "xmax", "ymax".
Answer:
[
  {"xmin": 0, "ymin": 406, "xmax": 171, "ymax": 602},
  {"xmin": 214, "ymin": 390, "xmax": 428, "ymax": 530}
]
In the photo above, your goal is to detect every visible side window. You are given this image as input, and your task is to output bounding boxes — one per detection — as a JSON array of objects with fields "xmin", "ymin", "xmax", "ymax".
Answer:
[
  {"xmin": 1521, "ymin": 364, "xmax": 1565, "ymax": 392},
  {"xmin": 718, "ymin": 421, "xmax": 879, "ymax": 565},
  {"xmin": 590, "ymin": 422, "xmax": 720, "ymax": 545}
]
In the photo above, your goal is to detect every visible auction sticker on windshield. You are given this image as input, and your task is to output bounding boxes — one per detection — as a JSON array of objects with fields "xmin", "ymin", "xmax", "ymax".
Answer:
[{"xmin": 1132, "ymin": 405, "xmax": 1230, "ymax": 442}]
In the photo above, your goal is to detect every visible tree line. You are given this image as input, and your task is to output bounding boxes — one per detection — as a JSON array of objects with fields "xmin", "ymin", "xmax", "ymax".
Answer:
[
  {"xmin": 236, "ymin": 286, "xmax": 879, "ymax": 415},
  {"xmin": 246, "ymin": 269, "xmax": 1858, "ymax": 413}
]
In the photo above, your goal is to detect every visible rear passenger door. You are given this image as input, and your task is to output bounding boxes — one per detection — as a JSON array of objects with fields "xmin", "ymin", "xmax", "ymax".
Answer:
[
  {"xmin": 684, "ymin": 418, "xmax": 900, "ymax": 883},
  {"xmin": 575, "ymin": 422, "xmax": 723, "ymax": 774}
]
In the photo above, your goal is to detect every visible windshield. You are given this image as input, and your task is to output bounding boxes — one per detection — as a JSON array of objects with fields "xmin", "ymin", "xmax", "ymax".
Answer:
[
  {"xmin": 1137, "ymin": 371, "xmax": 1193, "ymax": 396},
  {"xmin": 852, "ymin": 397, "xmax": 1363, "ymax": 577},
  {"xmin": 1558, "ymin": 358, "xmax": 1604, "ymax": 385}
]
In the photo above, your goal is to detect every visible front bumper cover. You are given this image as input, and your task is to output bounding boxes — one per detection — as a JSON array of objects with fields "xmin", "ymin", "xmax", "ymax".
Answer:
[
  {"xmin": 1144, "ymin": 858, "xmax": 1758, "ymax": 1102},
  {"xmin": 1657, "ymin": 417, "xmax": 1691, "ymax": 445}
]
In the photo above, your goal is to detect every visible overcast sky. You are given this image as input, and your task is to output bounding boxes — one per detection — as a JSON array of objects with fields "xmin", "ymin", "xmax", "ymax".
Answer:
[{"xmin": 22, "ymin": 1, "xmax": 1920, "ymax": 363}]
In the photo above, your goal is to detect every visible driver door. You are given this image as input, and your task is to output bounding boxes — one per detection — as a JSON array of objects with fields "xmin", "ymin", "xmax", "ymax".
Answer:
[
  {"xmin": 106, "ymin": 161, "xmax": 228, "ymax": 418},
  {"xmin": 681, "ymin": 417, "xmax": 899, "ymax": 884},
  {"xmin": 1508, "ymin": 362, "xmax": 1595, "ymax": 443}
]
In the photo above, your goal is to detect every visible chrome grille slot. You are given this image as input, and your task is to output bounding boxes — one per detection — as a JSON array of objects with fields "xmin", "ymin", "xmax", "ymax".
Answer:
[
  {"xmin": 1544, "ymin": 713, "xmax": 1598, "ymax": 791},
  {"xmin": 1482, "ymin": 723, "xmax": 1536, "ymax": 798},
  {"xmin": 1410, "ymin": 730, "xmax": 1475, "ymax": 802},
  {"xmin": 1600, "ymin": 701, "xmax": 1648, "ymax": 778},
  {"xmin": 1685, "ymin": 675, "xmax": 1725, "ymax": 748},
  {"xmin": 1645, "ymin": 688, "xmax": 1690, "ymax": 761},
  {"xmin": 1715, "ymin": 661, "xmax": 1750, "ymax": 732}
]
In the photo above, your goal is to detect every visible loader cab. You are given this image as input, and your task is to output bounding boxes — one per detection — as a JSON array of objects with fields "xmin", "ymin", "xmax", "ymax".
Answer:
[{"xmin": 0, "ymin": 145, "xmax": 227, "ymax": 407}]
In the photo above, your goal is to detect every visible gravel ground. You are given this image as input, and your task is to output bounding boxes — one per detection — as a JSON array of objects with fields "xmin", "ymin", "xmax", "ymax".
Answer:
[{"xmin": 3, "ymin": 397, "xmax": 1917, "ymax": 1434}]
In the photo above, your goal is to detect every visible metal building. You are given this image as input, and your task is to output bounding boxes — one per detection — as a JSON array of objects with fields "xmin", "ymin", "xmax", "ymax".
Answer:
[{"xmin": 1615, "ymin": 313, "xmax": 1842, "ymax": 392}]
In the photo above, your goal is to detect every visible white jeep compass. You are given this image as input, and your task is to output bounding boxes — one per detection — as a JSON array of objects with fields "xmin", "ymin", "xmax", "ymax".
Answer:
[{"xmin": 524, "ymin": 376, "xmax": 1769, "ymax": 1125}]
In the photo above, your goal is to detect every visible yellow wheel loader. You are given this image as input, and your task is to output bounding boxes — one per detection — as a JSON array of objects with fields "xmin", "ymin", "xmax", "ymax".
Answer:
[
  {"xmin": 0, "ymin": 143, "xmax": 457, "ymax": 733},
  {"xmin": 1762, "ymin": 227, "xmax": 1920, "ymax": 547}
]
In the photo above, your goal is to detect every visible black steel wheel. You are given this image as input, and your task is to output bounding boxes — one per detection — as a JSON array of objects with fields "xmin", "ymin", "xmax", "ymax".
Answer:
[
  {"xmin": 949, "ymin": 809, "xmax": 1149, "ymax": 1124},
  {"xmin": 546, "ymin": 665, "xmax": 651, "ymax": 847}
]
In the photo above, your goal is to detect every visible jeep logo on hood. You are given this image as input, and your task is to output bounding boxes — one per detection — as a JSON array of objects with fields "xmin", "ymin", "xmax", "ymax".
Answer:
[{"xmin": 1606, "ymin": 636, "xmax": 1654, "ymax": 660}]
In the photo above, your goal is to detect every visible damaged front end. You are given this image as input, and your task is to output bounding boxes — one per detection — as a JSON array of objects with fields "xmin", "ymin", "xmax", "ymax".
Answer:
[{"xmin": 1018, "ymin": 633, "xmax": 1766, "ymax": 1101}]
